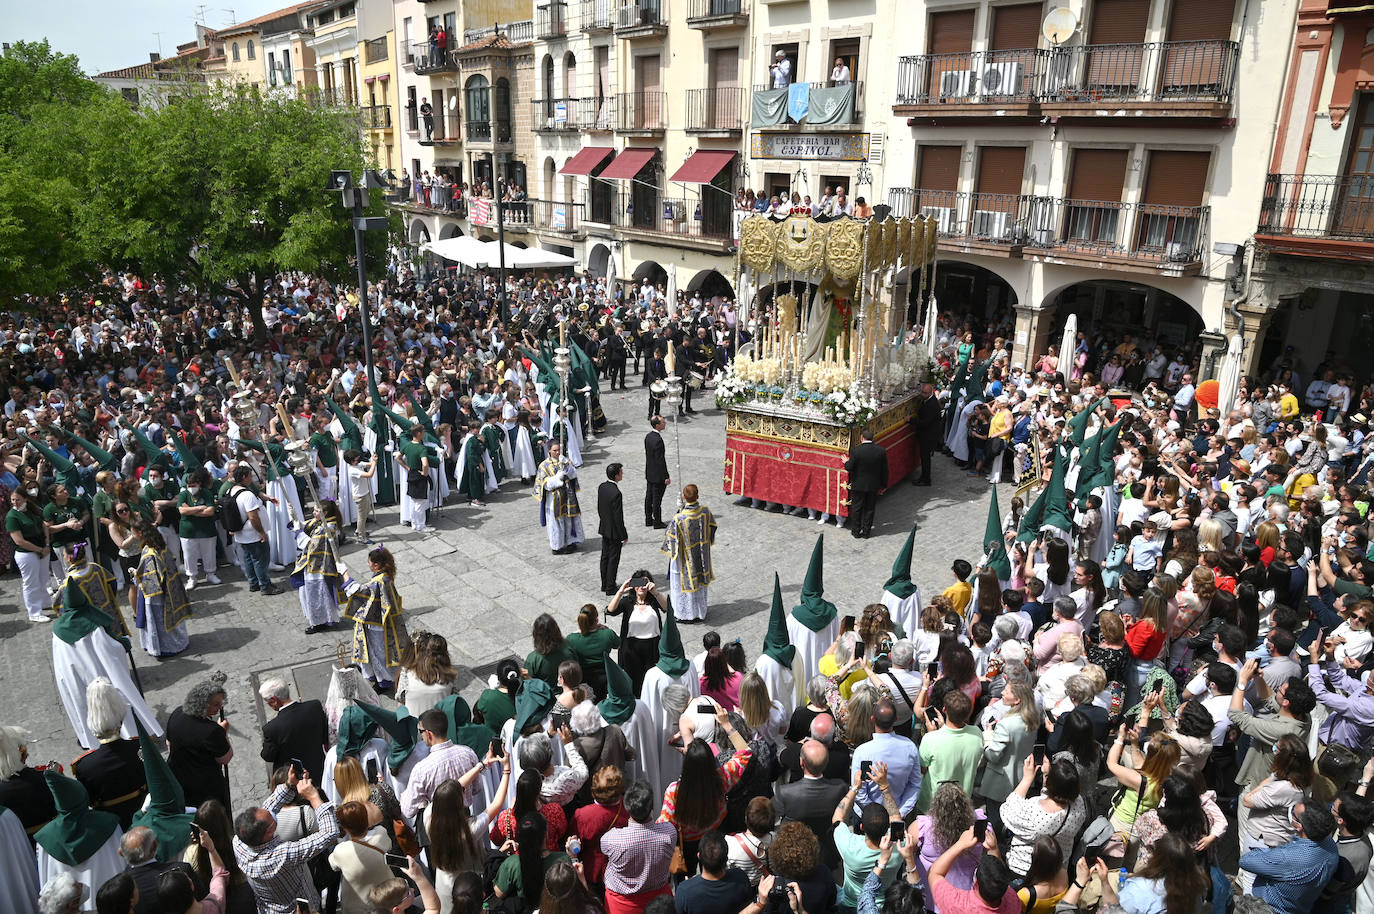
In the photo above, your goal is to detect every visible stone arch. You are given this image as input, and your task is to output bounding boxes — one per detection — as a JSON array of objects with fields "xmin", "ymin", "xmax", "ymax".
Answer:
[
  {"xmin": 587, "ymin": 243, "xmax": 612, "ymax": 278},
  {"xmin": 542, "ymin": 54, "xmax": 555, "ymax": 101},
  {"xmin": 1039, "ymin": 278, "xmax": 1205, "ymax": 364},
  {"xmin": 437, "ymin": 222, "xmax": 463, "ymax": 240},
  {"xmin": 409, "ymin": 219, "xmax": 431, "ymax": 244},
  {"xmin": 562, "ymin": 51, "xmax": 577, "ymax": 98},
  {"xmin": 544, "ymin": 156, "xmax": 557, "ymax": 200},
  {"xmin": 686, "ymin": 269, "xmax": 734, "ymax": 301},
  {"xmin": 631, "ymin": 259, "xmax": 667, "ymax": 288}
]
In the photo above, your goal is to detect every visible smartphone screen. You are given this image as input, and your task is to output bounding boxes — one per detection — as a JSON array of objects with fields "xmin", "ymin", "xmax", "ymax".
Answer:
[
  {"xmin": 1150, "ymin": 679, "xmax": 1165, "ymax": 695},
  {"xmin": 1033, "ymin": 744, "xmax": 1046, "ymax": 767},
  {"xmin": 974, "ymin": 820, "xmax": 988, "ymax": 842},
  {"xmin": 290, "ymin": 758, "xmax": 305, "ymax": 778},
  {"xmin": 860, "ymin": 760, "xmax": 873, "ymax": 781},
  {"xmin": 925, "ymin": 707, "xmax": 941, "ymax": 725},
  {"xmin": 365, "ymin": 759, "xmax": 379, "ymax": 783},
  {"xmin": 697, "ymin": 702, "xmax": 714, "ymax": 715},
  {"xmin": 1085, "ymin": 849, "xmax": 1100, "ymax": 867},
  {"xmin": 926, "ymin": 662, "xmax": 939, "ymax": 679},
  {"xmin": 889, "ymin": 821, "xmax": 904, "ymax": 841},
  {"xmin": 189, "ymin": 824, "xmax": 200, "ymax": 844},
  {"xmin": 854, "ymin": 640, "xmax": 865, "ymax": 660},
  {"xmin": 841, "ymin": 615, "xmax": 856, "ymax": 632},
  {"xmin": 490, "ymin": 737, "xmax": 505, "ymax": 759},
  {"xmin": 384, "ymin": 853, "xmax": 410, "ymax": 869}
]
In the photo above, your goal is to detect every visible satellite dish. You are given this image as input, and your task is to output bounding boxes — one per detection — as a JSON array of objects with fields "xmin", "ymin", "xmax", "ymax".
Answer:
[{"xmin": 1042, "ymin": 7, "xmax": 1079, "ymax": 45}]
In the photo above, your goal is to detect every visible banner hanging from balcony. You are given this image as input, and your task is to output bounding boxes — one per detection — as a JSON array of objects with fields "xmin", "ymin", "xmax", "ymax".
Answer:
[
  {"xmin": 750, "ymin": 133, "xmax": 870, "ymax": 162},
  {"xmin": 807, "ymin": 83, "xmax": 856, "ymax": 127},
  {"xmin": 751, "ymin": 88, "xmax": 787, "ymax": 127},
  {"xmin": 470, "ymin": 198, "xmax": 491, "ymax": 226},
  {"xmin": 787, "ymin": 84, "xmax": 810, "ymax": 122}
]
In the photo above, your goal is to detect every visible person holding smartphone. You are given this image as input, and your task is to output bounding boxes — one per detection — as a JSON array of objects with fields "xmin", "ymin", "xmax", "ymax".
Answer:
[{"xmin": 830, "ymin": 761, "xmax": 906, "ymax": 910}]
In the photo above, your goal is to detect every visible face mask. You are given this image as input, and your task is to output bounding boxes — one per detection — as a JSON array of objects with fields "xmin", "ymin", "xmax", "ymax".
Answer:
[
  {"xmin": 188, "ymin": 486, "xmax": 201, "ymax": 496},
  {"xmin": 27, "ymin": 487, "xmax": 38, "ymax": 496}
]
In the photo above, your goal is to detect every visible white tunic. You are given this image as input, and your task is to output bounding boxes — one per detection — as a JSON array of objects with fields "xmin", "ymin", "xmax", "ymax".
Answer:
[
  {"xmin": 36, "ymin": 828, "xmax": 124, "ymax": 902},
  {"xmin": 618, "ymin": 700, "xmax": 667, "ymax": 812},
  {"xmin": 786, "ymin": 614, "xmax": 841, "ymax": 684},
  {"xmin": 53, "ymin": 629, "xmax": 163, "ymax": 748},
  {"xmin": 320, "ymin": 738, "xmax": 393, "ymax": 805},
  {"xmin": 511, "ymin": 427, "xmax": 539, "ymax": 479},
  {"xmin": 0, "ymin": 808, "xmax": 40, "ymax": 914},
  {"xmin": 880, "ymin": 587, "xmax": 923, "ymax": 643},
  {"xmin": 753, "ymin": 653, "xmax": 800, "ymax": 721},
  {"xmin": 266, "ymin": 477, "xmax": 301, "ymax": 566}
]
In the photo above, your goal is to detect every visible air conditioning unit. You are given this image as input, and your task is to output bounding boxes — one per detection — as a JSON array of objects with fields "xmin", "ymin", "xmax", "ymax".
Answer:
[
  {"xmin": 979, "ymin": 62, "xmax": 1024, "ymax": 98},
  {"xmin": 971, "ymin": 210, "xmax": 1011, "ymax": 239},
  {"xmin": 1166, "ymin": 242, "xmax": 1192, "ymax": 262},
  {"xmin": 938, "ymin": 70, "xmax": 973, "ymax": 99},
  {"xmin": 922, "ymin": 206, "xmax": 956, "ymax": 234}
]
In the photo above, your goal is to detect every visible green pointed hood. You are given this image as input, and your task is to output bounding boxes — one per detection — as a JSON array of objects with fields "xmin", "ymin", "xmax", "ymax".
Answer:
[
  {"xmin": 55, "ymin": 426, "xmax": 120, "ymax": 472},
  {"xmin": 791, "ymin": 534, "xmax": 837, "ymax": 631},
  {"xmin": 131, "ymin": 718, "xmax": 194, "ymax": 862},
  {"xmin": 120, "ymin": 419, "xmax": 171, "ymax": 472},
  {"xmin": 434, "ymin": 694, "xmax": 472, "ymax": 735},
  {"xmin": 946, "ymin": 360, "xmax": 968, "ymax": 409},
  {"xmin": 598, "ymin": 656, "xmax": 637, "ymax": 726},
  {"xmin": 335, "ymin": 704, "xmax": 376, "ymax": 760},
  {"xmin": 434, "ymin": 694, "xmax": 498, "ymax": 758},
  {"xmin": 514, "ymin": 679, "xmax": 555, "ymax": 736},
  {"xmin": 983, "ymin": 488, "xmax": 1012, "ymax": 580},
  {"xmin": 966, "ymin": 359, "xmax": 989, "ymax": 401},
  {"xmin": 1084, "ymin": 418, "xmax": 1125, "ymax": 494},
  {"xmin": 53, "ymin": 580, "xmax": 124, "ymax": 646},
  {"xmin": 1066, "ymin": 397, "xmax": 1106, "ymax": 448},
  {"xmin": 1041, "ymin": 444, "xmax": 1074, "ymax": 533},
  {"xmin": 762, "ymin": 573, "xmax": 797, "ymax": 668},
  {"xmin": 656, "ymin": 599, "xmax": 691, "ymax": 677},
  {"xmin": 1016, "ymin": 484, "xmax": 1048, "ymax": 544},
  {"xmin": 883, "ymin": 525, "xmax": 919, "ymax": 599},
  {"xmin": 170, "ymin": 430, "xmax": 202, "ymax": 475},
  {"xmin": 20, "ymin": 430, "xmax": 83, "ymax": 493},
  {"xmin": 354, "ymin": 701, "xmax": 420, "ymax": 769},
  {"xmin": 34, "ymin": 769, "xmax": 121, "ymax": 866},
  {"xmin": 324, "ymin": 396, "xmax": 365, "ymax": 451}
]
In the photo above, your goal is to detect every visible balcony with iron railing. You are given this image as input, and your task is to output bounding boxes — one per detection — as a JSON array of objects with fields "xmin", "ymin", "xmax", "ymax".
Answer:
[
  {"xmin": 616, "ymin": 1, "xmax": 667, "ymax": 38},
  {"xmin": 750, "ymin": 80, "xmax": 863, "ymax": 128},
  {"xmin": 685, "ymin": 86, "xmax": 745, "ymax": 134},
  {"xmin": 410, "ymin": 41, "xmax": 457, "ymax": 74},
  {"xmin": 306, "ymin": 86, "xmax": 356, "ymax": 107},
  {"xmin": 465, "ymin": 118, "xmax": 513, "ymax": 143},
  {"xmin": 886, "ymin": 189, "xmax": 1208, "ymax": 271},
  {"xmin": 463, "ymin": 21, "xmax": 534, "ymax": 44},
  {"xmin": 419, "ymin": 113, "xmax": 462, "ymax": 145},
  {"xmin": 587, "ymin": 189, "xmax": 735, "ymax": 244},
  {"xmin": 528, "ymin": 198, "xmax": 585, "ymax": 233},
  {"xmin": 531, "ymin": 97, "xmax": 585, "ymax": 131},
  {"xmin": 361, "ymin": 104, "xmax": 392, "ymax": 129},
  {"xmin": 579, "ymin": 0, "xmax": 614, "ymax": 31},
  {"xmin": 686, "ymin": 0, "xmax": 747, "ymax": 29},
  {"xmin": 404, "ymin": 105, "xmax": 419, "ymax": 133},
  {"xmin": 893, "ymin": 39, "xmax": 1239, "ymax": 120},
  {"xmin": 616, "ymin": 90, "xmax": 666, "ymax": 133},
  {"xmin": 1258, "ymin": 173, "xmax": 1374, "ymax": 251},
  {"xmin": 364, "ymin": 36, "xmax": 388, "ymax": 64},
  {"xmin": 580, "ymin": 95, "xmax": 616, "ymax": 131},
  {"xmin": 537, "ymin": 2, "xmax": 569, "ymax": 38}
]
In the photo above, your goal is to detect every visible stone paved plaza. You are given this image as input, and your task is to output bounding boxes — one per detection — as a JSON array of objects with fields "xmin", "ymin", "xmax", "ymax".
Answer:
[{"xmin": 0, "ymin": 382, "xmax": 988, "ymax": 804}]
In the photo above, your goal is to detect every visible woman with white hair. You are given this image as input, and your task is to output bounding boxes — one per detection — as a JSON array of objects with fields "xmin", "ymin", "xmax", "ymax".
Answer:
[
  {"xmin": 0, "ymin": 726, "xmax": 57, "ymax": 833},
  {"xmin": 37, "ymin": 874, "xmax": 83, "ymax": 914},
  {"xmin": 570, "ymin": 701, "xmax": 634, "ymax": 805}
]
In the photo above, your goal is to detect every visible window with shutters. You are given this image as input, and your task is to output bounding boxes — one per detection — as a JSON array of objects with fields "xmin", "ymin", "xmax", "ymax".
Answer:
[
  {"xmin": 1137, "ymin": 150, "xmax": 1210, "ymax": 255},
  {"xmin": 915, "ymin": 145, "xmax": 963, "ymax": 230},
  {"xmin": 1084, "ymin": 0, "xmax": 1149, "ymax": 98},
  {"xmin": 926, "ymin": 9, "xmax": 977, "ymax": 100},
  {"xmin": 1161, "ymin": 0, "xmax": 1235, "ymax": 97},
  {"xmin": 1337, "ymin": 96, "xmax": 1374, "ymax": 237},
  {"xmin": 1063, "ymin": 148, "xmax": 1129, "ymax": 247},
  {"xmin": 973, "ymin": 147, "xmax": 1027, "ymax": 238},
  {"xmin": 986, "ymin": 2, "xmax": 1041, "ymax": 97}
]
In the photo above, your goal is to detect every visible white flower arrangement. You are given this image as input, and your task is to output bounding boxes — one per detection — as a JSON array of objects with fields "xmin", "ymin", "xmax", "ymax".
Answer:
[
  {"xmin": 714, "ymin": 360, "xmax": 753, "ymax": 408},
  {"xmin": 821, "ymin": 379, "xmax": 879, "ymax": 427}
]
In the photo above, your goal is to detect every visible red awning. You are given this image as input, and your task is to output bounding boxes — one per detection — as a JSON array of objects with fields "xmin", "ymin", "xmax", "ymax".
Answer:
[
  {"xmin": 558, "ymin": 146, "xmax": 615, "ymax": 176},
  {"xmin": 598, "ymin": 147, "xmax": 658, "ymax": 180},
  {"xmin": 669, "ymin": 150, "xmax": 736, "ymax": 184}
]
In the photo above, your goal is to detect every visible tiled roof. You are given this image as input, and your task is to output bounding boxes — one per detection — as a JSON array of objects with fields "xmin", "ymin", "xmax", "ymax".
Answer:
[
  {"xmin": 458, "ymin": 33, "xmax": 515, "ymax": 52},
  {"xmin": 95, "ymin": 62, "xmax": 156, "ymax": 79},
  {"xmin": 213, "ymin": 2, "xmax": 306, "ymax": 35}
]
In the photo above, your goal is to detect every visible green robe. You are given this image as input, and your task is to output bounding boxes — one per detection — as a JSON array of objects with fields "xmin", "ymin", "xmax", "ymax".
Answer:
[{"xmin": 481, "ymin": 424, "xmax": 507, "ymax": 481}]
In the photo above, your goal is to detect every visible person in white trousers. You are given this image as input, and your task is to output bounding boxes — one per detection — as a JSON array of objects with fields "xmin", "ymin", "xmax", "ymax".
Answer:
[
  {"xmin": 6, "ymin": 488, "xmax": 52, "ymax": 622},
  {"xmin": 176, "ymin": 468, "xmax": 222, "ymax": 590}
]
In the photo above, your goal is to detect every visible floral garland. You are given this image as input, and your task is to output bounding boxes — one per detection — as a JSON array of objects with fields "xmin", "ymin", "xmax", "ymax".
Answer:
[{"xmin": 821, "ymin": 380, "xmax": 878, "ymax": 427}]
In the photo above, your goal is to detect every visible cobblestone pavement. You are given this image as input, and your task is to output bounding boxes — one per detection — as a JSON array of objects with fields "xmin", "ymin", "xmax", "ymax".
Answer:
[{"xmin": 0, "ymin": 380, "xmax": 990, "ymax": 804}]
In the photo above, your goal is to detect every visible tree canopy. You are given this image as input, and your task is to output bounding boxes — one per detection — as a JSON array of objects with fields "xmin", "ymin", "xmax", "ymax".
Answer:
[{"xmin": 0, "ymin": 40, "xmax": 395, "ymax": 336}]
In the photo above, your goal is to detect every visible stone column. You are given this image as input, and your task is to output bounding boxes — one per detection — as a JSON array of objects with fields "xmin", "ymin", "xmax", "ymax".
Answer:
[{"xmin": 1012, "ymin": 301, "xmax": 1053, "ymax": 369}]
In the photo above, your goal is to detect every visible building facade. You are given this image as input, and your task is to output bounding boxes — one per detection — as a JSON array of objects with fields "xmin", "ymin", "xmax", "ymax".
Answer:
[
  {"xmin": 1249, "ymin": 0, "xmax": 1374, "ymax": 384},
  {"xmin": 884, "ymin": 0, "xmax": 1296, "ymax": 375}
]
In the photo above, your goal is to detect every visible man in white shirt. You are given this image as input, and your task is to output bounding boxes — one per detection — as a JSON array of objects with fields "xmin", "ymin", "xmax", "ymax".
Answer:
[
  {"xmin": 770, "ymin": 51, "xmax": 792, "ymax": 89},
  {"xmin": 1143, "ymin": 347, "xmax": 1167, "ymax": 382},
  {"xmin": 1306, "ymin": 370, "xmax": 1334, "ymax": 412},
  {"xmin": 230, "ymin": 464, "xmax": 282, "ymax": 594},
  {"xmin": 1172, "ymin": 373, "xmax": 1196, "ymax": 425}
]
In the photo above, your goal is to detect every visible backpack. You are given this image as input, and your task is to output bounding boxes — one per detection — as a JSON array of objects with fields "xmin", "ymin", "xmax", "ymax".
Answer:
[{"xmin": 218, "ymin": 486, "xmax": 246, "ymax": 533}]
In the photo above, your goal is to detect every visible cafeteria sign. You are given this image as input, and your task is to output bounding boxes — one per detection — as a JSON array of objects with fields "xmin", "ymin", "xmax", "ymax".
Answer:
[{"xmin": 750, "ymin": 132, "xmax": 870, "ymax": 162}]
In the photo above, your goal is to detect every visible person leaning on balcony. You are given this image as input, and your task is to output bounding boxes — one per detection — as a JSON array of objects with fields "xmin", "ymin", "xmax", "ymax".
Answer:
[
  {"xmin": 830, "ymin": 58, "xmax": 852, "ymax": 86},
  {"xmin": 771, "ymin": 50, "xmax": 792, "ymax": 89}
]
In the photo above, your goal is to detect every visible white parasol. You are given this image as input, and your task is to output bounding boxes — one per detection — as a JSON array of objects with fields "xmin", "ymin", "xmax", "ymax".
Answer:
[
  {"xmin": 1217, "ymin": 331, "xmax": 1245, "ymax": 416},
  {"xmin": 1059, "ymin": 312, "xmax": 1077, "ymax": 378},
  {"xmin": 924, "ymin": 295, "xmax": 939, "ymax": 361},
  {"xmin": 666, "ymin": 263, "xmax": 678, "ymax": 318}
]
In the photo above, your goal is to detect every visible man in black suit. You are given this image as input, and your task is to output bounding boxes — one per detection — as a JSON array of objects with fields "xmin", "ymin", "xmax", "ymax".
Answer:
[
  {"xmin": 122, "ymin": 826, "xmax": 206, "ymax": 914},
  {"xmin": 645, "ymin": 345, "xmax": 667, "ymax": 420},
  {"xmin": 844, "ymin": 428, "xmax": 889, "ymax": 539},
  {"xmin": 598, "ymin": 463, "xmax": 629, "ymax": 595},
  {"xmin": 910, "ymin": 381, "xmax": 943, "ymax": 487},
  {"xmin": 605, "ymin": 329, "xmax": 628, "ymax": 391},
  {"xmin": 258, "ymin": 678, "xmax": 330, "ymax": 782},
  {"xmin": 644, "ymin": 416, "xmax": 669, "ymax": 529},
  {"xmin": 773, "ymin": 733, "xmax": 850, "ymax": 870}
]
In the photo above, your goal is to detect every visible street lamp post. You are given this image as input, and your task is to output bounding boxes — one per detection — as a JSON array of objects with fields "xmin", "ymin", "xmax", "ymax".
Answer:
[
  {"xmin": 329, "ymin": 168, "xmax": 396, "ymax": 504},
  {"xmin": 491, "ymin": 153, "xmax": 510, "ymax": 323}
]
